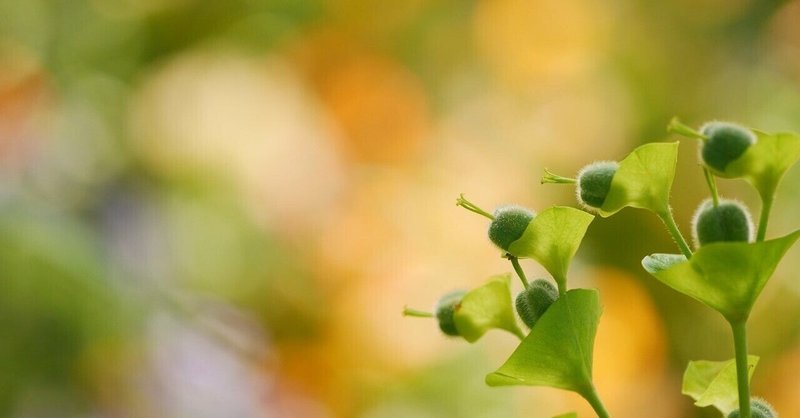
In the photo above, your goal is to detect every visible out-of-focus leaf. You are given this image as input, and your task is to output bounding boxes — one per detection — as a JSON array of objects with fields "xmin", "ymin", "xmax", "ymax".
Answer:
[
  {"xmin": 507, "ymin": 207, "xmax": 594, "ymax": 288},
  {"xmin": 486, "ymin": 289, "xmax": 601, "ymax": 399},
  {"xmin": 599, "ymin": 142, "xmax": 679, "ymax": 217},
  {"xmin": 682, "ymin": 356, "xmax": 759, "ymax": 414},
  {"xmin": 454, "ymin": 274, "xmax": 523, "ymax": 342},
  {"xmin": 553, "ymin": 413, "xmax": 578, "ymax": 418},
  {"xmin": 719, "ymin": 131, "xmax": 800, "ymax": 200},
  {"xmin": 642, "ymin": 230, "xmax": 800, "ymax": 322}
]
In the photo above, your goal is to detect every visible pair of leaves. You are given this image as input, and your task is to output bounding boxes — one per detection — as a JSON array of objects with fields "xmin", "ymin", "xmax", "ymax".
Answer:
[
  {"xmin": 507, "ymin": 207, "xmax": 594, "ymax": 288},
  {"xmin": 683, "ymin": 356, "xmax": 759, "ymax": 415},
  {"xmin": 486, "ymin": 289, "xmax": 601, "ymax": 402},
  {"xmin": 642, "ymin": 230, "xmax": 800, "ymax": 322},
  {"xmin": 714, "ymin": 131, "xmax": 800, "ymax": 201},
  {"xmin": 453, "ymin": 274, "xmax": 523, "ymax": 342}
]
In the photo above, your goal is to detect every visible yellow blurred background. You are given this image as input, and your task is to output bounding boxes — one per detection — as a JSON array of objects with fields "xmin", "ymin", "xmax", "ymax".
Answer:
[{"xmin": 2, "ymin": 0, "xmax": 800, "ymax": 417}]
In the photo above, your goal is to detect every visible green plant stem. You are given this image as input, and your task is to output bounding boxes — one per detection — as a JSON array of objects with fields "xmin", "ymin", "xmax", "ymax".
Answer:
[
  {"xmin": 731, "ymin": 320, "xmax": 752, "ymax": 418},
  {"xmin": 510, "ymin": 325, "xmax": 526, "ymax": 340},
  {"xmin": 582, "ymin": 384, "xmax": 612, "ymax": 418},
  {"xmin": 508, "ymin": 256, "xmax": 530, "ymax": 289},
  {"xmin": 756, "ymin": 193, "xmax": 773, "ymax": 242},
  {"xmin": 555, "ymin": 275, "xmax": 567, "ymax": 296},
  {"xmin": 402, "ymin": 307, "xmax": 434, "ymax": 318},
  {"xmin": 657, "ymin": 210, "xmax": 693, "ymax": 259},
  {"xmin": 703, "ymin": 168, "xmax": 719, "ymax": 207}
]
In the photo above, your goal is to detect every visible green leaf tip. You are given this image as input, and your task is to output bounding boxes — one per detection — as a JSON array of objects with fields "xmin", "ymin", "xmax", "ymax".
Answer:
[
  {"xmin": 683, "ymin": 356, "xmax": 759, "ymax": 414},
  {"xmin": 486, "ymin": 289, "xmax": 601, "ymax": 396},
  {"xmin": 506, "ymin": 206, "xmax": 594, "ymax": 289},
  {"xmin": 453, "ymin": 273, "xmax": 524, "ymax": 342},
  {"xmin": 643, "ymin": 229, "xmax": 800, "ymax": 322}
]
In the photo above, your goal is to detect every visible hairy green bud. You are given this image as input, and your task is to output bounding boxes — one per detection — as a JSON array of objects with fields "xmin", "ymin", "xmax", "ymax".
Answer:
[
  {"xmin": 577, "ymin": 161, "xmax": 618, "ymax": 209},
  {"xmin": 488, "ymin": 205, "xmax": 535, "ymax": 251},
  {"xmin": 699, "ymin": 121, "xmax": 756, "ymax": 172},
  {"xmin": 727, "ymin": 398, "xmax": 777, "ymax": 418},
  {"xmin": 435, "ymin": 290, "xmax": 466, "ymax": 336},
  {"xmin": 515, "ymin": 279, "xmax": 559, "ymax": 329},
  {"xmin": 692, "ymin": 198, "xmax": 753, "ymax": 248}
]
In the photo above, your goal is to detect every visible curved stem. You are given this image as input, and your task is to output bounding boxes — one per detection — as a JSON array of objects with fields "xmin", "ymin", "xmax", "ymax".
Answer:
[
  {"xmin": 582, "ymin": 384, "xmax": 612, "ymax": 418},
  {"xmin": 756, "ymin": 193, "xmax": 773, "ymax": 242},
  {"xmin": 703, "ymin": 168, "xmax": 719, "ymax": 207},
  {"xmin": 657, "ymin": 210, "xmax": 693, "ymax": 259},
  {"xmin": 731, "ymin": 321, "xmax": 752, "ymax": 418},
  {"xmin": 508, "ymin": 256, "xmax": 530, "ymax": 289}
]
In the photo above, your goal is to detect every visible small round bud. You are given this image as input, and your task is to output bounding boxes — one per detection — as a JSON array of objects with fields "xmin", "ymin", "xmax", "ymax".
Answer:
[
  {"xmin": 488, "ymin": 205, "xmax": 535, "ymax": 252},
  {"xmin": 577, "ymin": 161, "xmax": 619, "ymax": 209},
  {"xmin": 435, "ymin": 290, "xmax": 466, "ymax": 336},
  {"xmin": 699, "ymin": 121, "xmax": 756, "ymax": 172},
  {"xmin": 727, "ymin": 398, "xmax": 777, "ymax": 418},
  {"xmin": 692, "ymin": 198, "xmax": 754, "ymax": 248},
  {"xmin": 515, "ymin": 279, "xmax": 559, "ymax": 329}
]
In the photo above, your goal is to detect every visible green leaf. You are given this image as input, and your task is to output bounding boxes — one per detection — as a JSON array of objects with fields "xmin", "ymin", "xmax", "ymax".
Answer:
[
  {"xmin": 642, "ymin": 230, "xmax": 800, "ymax": 322},
  {"xmin": 507, "ymin": 207, "xmax": 594, "ymax": 287},
  {"xmin": 553, "ymin": 413, "xmax": 578, "ymax": 418},
  {"xmin": 682, "ymin": 356, "xmax": 759, "ymax": 414},
  {"xmin": 599, "ymin": 142, "xmax": 679, "ymax": 217},
  {"xmin": 454, "ymin": 273, "xmax": 523, "ymax": 342},
  {"xmin": 722, "ymin": 131, "xmax": 800, "ymax": 200},
  {"xmin": 486, "ymin": 289, "xmax": 601, "ymax": 399}
]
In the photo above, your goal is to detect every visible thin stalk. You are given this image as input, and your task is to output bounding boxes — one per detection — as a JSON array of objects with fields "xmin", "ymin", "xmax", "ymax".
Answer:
[
  {"xmin": 510, "ymin": 325, "xmax": 526, "ymax": 340},
  {"xmin": 667, "ymin": 117, "xmax": 708, "ymax": 140},
  {"xmin": 402, "ymin": 307, "xmax": 434, "ymax": 318},
  {"xmin": 456, "ymin": 194, "xmax": 495, "ymax": 220},
  {"xmin": 555, "ymin": 275, "xmax": 567, "ymax": 296},
  {"xmin": 703, "ymin": 168, "xmax": 719, "ymax": 207},
  {"xmin": 657, "ymin": 210, "xmax": 693, "ymax": 259},
  {"xmin": 731, "ymin": 321, "xmax": 752, "ymax": 418},
  {"xmin": 541, "ymin": 168, "xmax": 577, "ymax": 184},
  {"xmin": 582, "ymin": 384, "xmax": 612, "ymax": 418},
  {"xmin": 508, "ymin": 256, "xmax": 530, "ymax": 289},
  {"xmin": 756, "ymin": 193, "xmax": 773, "ymax": 242}
]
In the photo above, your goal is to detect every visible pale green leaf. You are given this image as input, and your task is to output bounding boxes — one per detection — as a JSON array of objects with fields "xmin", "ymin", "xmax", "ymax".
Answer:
[
  {"xmin": 643, "ymin": 230, "xmax": 800, "ymax": 322},
  {"xmin": 454, "ymin": 273, "xmax": 523, "ymax": 342},
  {"xmin": 599, "ymin": 142, "xmax": 679, "ymax": 217},
  {"xmin": 641, "ymin": 253, "xmax": 686, "ymax": 274},
  {"xmin": 507, "ymin": 207, "xmax": 594, "ymax": 287},
  {"xmin": 719, "ymin": 131, "xmax": 800, "ymax": 200},
  {"xmin": 683, "ymin": 356, "xmax": 759, "ymax": 414},
  {"xmin": 553, "ymin": 413, "xmax": 578, "ymax": 418},
  {"xmin": 486, "ymin": 289, "xmax": 601, "ymax": 399}
]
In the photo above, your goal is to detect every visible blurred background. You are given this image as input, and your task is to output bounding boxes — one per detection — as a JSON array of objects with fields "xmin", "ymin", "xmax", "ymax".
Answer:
[{"xmin": 2, "ymin": 0, "xmax": 800, "ymax": 417}]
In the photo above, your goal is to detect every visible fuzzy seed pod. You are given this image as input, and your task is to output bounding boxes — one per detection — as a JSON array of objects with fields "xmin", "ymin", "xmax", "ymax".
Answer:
[
  {"xmin": 691, "ymin": 198, "xmax": 754, "ymax": 248},
  {"xmin": 576, "ymin": 161, "xmax": 619, "ymax": 209},
  {"xmin": 727, "ymin": 398, "xmax": 777, "ymax": 418},
  {"xmin": 699, "ymin": 121, "xmax": 756, "ymax": 172},
  {"xmin": 515, "ymin": 279, "xmax": 559, "ymax": 329},
  {"xmin": 488, "ymin": 205, "xmax": 535, "ymax": 252},
  {"xmin": 435, "ymin": 290, "xmax": 466, "ymax": 336}
]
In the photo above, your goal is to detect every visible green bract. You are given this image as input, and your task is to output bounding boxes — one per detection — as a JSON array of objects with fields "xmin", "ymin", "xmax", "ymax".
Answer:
[
  {"xmin": 506, "ymin": 206, "xmax": 594, "ymax": 290},
  {"xmin": 515, "ymin": 279, "xmax": 558, "ymax": 329},
  {"xmin": 728, "ymin": 398, "xmax": 777, "ymax": 418},
  {"xmin": 692, "ymin": 199, "xmax": 753, "ymax": 248},
  {"xmin": 488, "ymin": 205, "xmax": 535, "ymax": 251},
  {"xmin": 435, "ymin": 290, "xmax": 466, "ymax": 336},
  {"xmin": 453, "ymin": 274, "xmax": 525, "ymax": 342},
  {"xmin": 486, "ymin": 289, "xmax": 601, "ymax": 401},
  {"xmin": 700, "ymin": 122, "xmax": 756, "ymax": 172},
  {"xmin": 577, "ymin": 161, "xmax": 619, "ymax": 209},
  {"xmin": 597, "ymin": 142, "xmax": 679, "ymax": 217},
  {"xmin": 642, "ymin": 230, "xmax": 800, "ymax": 322},
  {"xmin": 683, "ymin": 356, "xmax": 759, "ymax": 414}
]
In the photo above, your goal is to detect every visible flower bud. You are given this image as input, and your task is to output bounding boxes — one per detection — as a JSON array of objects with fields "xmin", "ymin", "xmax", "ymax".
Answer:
[
  {"xmin": 577, "ymin": 161, "xmax": 619, "ymax": 209},
  {"xmin": 691, "ymin": 198, "xmax": 753, "ymax": 248},
  {"xmin": 699, "ymin": 121, "xmax": 756, "ymax": 172},
  {"xmin": 515, "ymin": 279, "xmax": 559, "ymax": 329},
  {"xmin": 727, "ymin": 398, "xmax": 777, "ymax": 418},
  {"xmin": 435, "ymin": 290, "xmax": 466, "ymax": 336},
  {"xmin": 488, "ymin": 205, "xmax": 535, "ymax": 252}
]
